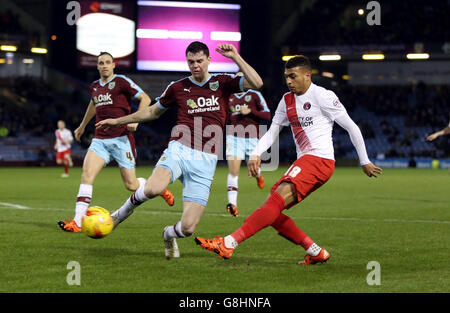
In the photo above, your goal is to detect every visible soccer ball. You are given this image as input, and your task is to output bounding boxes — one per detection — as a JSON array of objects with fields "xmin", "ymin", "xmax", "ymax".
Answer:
[{"xmin": 81, "ymin": 206, "xmax": 114, "ymax": 239}]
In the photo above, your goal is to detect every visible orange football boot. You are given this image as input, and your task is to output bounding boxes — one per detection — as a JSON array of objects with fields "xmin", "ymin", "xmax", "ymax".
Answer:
[
  {"xmin": 299, "ymin": 248, "xmax": 330, "ymax": 265},
  {"xmin": 256, "ymin": 174, "xmax": 265, "ymax": 189},
  {"xmin": 195, "ymin": 236, "xmax": 234, "ymax": 259},
  {"xmin": 160, "ymin": 189, "xmax": 175, "ymax": 206},
  {"xmin": 226, "ymin": 203, "xmax": 238, "ymax": 217},
  {"xmin": 57, "ymin": 219, "xmax": 81, "ymax": 233}
]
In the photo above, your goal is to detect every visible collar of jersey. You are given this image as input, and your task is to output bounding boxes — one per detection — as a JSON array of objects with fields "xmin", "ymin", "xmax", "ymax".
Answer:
[
  {"xmin": 234, "ymin": 89, "xmax": 253, "ymax": 99},
  {"xmin": 99, "ymin": 74, "xmax": 116, "ymax": 87},
  {"xmin": 188, "ymin": 74, "xmax": 212, "ymax": 87}
]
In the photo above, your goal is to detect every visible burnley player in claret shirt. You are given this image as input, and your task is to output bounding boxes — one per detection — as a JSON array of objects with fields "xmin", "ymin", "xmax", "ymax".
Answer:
[
  {"xmin": 225, "ymin": 85, "xmax": 271, "ymax": 217},
  {"xmin": 96, "ymin": 41, "xmax": 263, "ymax": 259},
  {"xmin": 57, "ymin": 52, "xmax": 174, "ymax": 233}
]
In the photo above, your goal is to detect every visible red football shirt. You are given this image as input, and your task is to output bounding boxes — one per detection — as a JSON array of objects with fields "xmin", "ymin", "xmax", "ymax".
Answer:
[
  {"xmin": 157, "ymin": 74, "xmax": 244, "ymax": 154},
  {"xmin": 89, "ymin": 74, "xmax": 144, "ymax": 139},
  {"xmin": 227, "ymin": 89, "xmax": 271, "ymax": 138}
]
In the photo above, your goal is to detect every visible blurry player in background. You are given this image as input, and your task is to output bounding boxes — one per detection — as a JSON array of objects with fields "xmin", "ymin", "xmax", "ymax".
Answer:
[
  {"xmin": 225, "ymin": 75, "xmax": 271, "ymax": 217},
  {"xmin": 96, "ymin": 42, "xmax": 263, "ymax": 259},
  {"xmin": 195, "ymin": 55, "xmax": 382, "ymax": 265},
  {"xmin": 58, "ymin": 52, "xmax": 174, "ymax": 233},
  {"xmin": 54, "ymin": 120, "xmax": 73, "ymax": 178}
]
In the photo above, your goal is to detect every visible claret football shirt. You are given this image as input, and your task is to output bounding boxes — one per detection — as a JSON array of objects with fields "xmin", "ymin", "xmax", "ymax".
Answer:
[
  {"xmin": 156, "ymin": 73, "xmax": 244, "ymax": 154},
  {"xmin": 89, "ymin": 74, "xmax": 144, "ymax": 139}
]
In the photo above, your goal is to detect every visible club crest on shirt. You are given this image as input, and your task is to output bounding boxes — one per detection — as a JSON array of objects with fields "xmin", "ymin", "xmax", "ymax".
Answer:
[
  {"xmin": 209, "ymin": 81, "xmax": 219, "ymax": 91},
  {"xmin": 333, "ymin": 99, "xmax": 341, "ymax": 107},
  {"xmin": 108, "ymin": 82, "xmax": 116, "ymax": 90},
  {"xmin": 245, "ymin": 95, "xmax": 252, "ymax": 102},
  {"xmin": 303, "ymin": 102, "xmax": 311, "ymax": 110}
]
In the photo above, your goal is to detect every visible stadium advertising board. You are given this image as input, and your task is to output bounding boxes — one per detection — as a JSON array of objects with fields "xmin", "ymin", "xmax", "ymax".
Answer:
[
  {"xmin": 76, "ymin": 1, "xmax": 135, "ymax": 68},
  {"xmin": 136, "ymin": 1, "xmax": 241, "ymax": 72}
]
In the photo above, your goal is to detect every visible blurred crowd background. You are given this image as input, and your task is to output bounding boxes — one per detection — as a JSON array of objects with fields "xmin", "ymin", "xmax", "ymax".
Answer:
[{"xmin": 0, "ymin": 0, "xmax": 449, "ymax": 167}]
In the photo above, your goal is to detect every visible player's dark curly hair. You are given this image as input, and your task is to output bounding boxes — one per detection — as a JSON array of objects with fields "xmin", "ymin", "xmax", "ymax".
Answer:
[
  {"xmin": 186, "ymin": 41, "xmax": 210, "ymax": 57},
  {"xmin": 285, "ymin": 55, "xmax": 311, "ymax": 71}
]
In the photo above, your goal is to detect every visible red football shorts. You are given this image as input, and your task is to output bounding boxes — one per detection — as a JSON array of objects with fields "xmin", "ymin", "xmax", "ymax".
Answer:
[
  {"xmin": 56, "ymin": 149, "xmax": 71, "ymax": 162},
  {"xmin": 270, "ymin": 154, "xmax": 335, "ymax": 207}
]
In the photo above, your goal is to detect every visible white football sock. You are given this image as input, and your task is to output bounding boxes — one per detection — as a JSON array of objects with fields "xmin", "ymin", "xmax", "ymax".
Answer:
[
  {"xmin": 113, "ymin": 183, "xmax": 149, "ymax": 222},
  {"xmin": 227, "ymin": 173, "xmax": 239, "ymax": 206},
  {"xmin": 163, "ymin": 221, "xmax": 186, "ymax": 241},
  {"xmin": 306, "ymin": 243, "xmax": 321, "ymax": 256},
  {"xmin": 256, "ymin": 167, "xmax": 261, "ymax": 178},
  {"xmin": 137, "ymin": 177, "xmax": 147, "ymax": 188},
  {"xmin": 74, "ymin": 184, "xmax": 92, "ymax": 227},
  {"xmin": 224, "ymin": 235, "xmax": 238, "ymax": 249}
]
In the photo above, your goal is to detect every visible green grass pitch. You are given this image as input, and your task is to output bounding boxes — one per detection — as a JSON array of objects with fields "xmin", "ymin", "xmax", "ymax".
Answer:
[{"xmin": 0, "ymin": 166, "xmax": 449, "ymax": 293}]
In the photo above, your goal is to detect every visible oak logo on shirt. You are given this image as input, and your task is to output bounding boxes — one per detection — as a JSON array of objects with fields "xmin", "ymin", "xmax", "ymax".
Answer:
[
  {"xmin": 186, "ymin": 96, "xmax": 220, "ymax": 113},
  {"xmin": 93, "ymin": 93, "xmax": 113, "ymax": 106},
  {"xmin": 230, "ymin": 104, "xmax": 248, "ymax": 115}
]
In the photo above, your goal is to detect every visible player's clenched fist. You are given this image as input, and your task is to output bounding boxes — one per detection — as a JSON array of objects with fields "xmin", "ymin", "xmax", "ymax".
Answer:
[{"xmin": 216, "ymin": 44, "xmax": 238, "ymax": 59}]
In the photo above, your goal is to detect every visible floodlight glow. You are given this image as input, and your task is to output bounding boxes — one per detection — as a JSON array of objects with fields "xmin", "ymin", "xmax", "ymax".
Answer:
[
  {"xmin": 31, "ymin": 47, "xmax": 48, "ymax": 54},
  {"xmin": 319, "ymin": 54, "xmax": 341, "ymax": 61},
  {"xmin": 406, "ymin": 53, "xmax": 430, "ymax": 60},
  {"xmin": 362, "ymin": 54, "xmax": 385, "ymax": 60},
  {"xmin": 282, "ymin": 55, "xmax": 297, "ymax": 61},
  {"xmin": 1, "ymin": 45, "xmax": 17, "ymax": 52}
]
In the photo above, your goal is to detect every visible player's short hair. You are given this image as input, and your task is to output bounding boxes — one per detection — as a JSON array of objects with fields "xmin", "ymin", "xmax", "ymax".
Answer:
[
  {"xmin": 285, "ymin": 55, "xmax": 312, "ymax": 71},
  {"xmin": 186, "ymin": 41, "xmax": 210, "ymax": 57},
  {"xmin": 98, "ymin": 51, "xmax": 114, "ymax": 61}
]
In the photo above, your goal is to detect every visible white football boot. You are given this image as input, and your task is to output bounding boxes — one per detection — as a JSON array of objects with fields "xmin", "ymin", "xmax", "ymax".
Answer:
[{"xmin": 163, "ymin": 226, "xmax": 180, "ymax": 259}]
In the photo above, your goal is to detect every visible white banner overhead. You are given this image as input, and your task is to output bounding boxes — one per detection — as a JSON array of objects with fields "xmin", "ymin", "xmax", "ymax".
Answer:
[{"xmin": 348, "ymin": 61, "xmax": 450, "ymax": 85}]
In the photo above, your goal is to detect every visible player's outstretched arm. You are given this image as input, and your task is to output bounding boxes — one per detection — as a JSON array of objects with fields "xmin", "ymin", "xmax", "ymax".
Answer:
[
  {"xmin": 216, "ymin": 43, "xmax": 263, "ymax": 90},
  {"xmin": 95, "ymin": 103, "xmax": 165, "ymax": 130},
  {"xmin": 127, "ymin": 92, "xmax": 151, "ymax": 132},
  {"xmin": 426, "ymin": 126, "xmax": 450, "ymax": 141},
  {"xmin": 74, "ymin": 100, "xmax": 96, "ymax": 142}
]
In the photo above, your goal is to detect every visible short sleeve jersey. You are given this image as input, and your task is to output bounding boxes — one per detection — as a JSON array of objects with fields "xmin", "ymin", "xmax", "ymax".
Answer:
[
  {"xmin": 156, "ymin": 74, "xmax": 244, "ymax": 154},
  {"xmin": 272, "ymin": 83, "xmax": 347, "ymax": 160},
  {"xmin": 89, "ymin": 74, "xmax": 144, "ymax": 139},
  {"xmin": 227, "ymin": 89, "xmax": 270, "ymax": 138}
]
